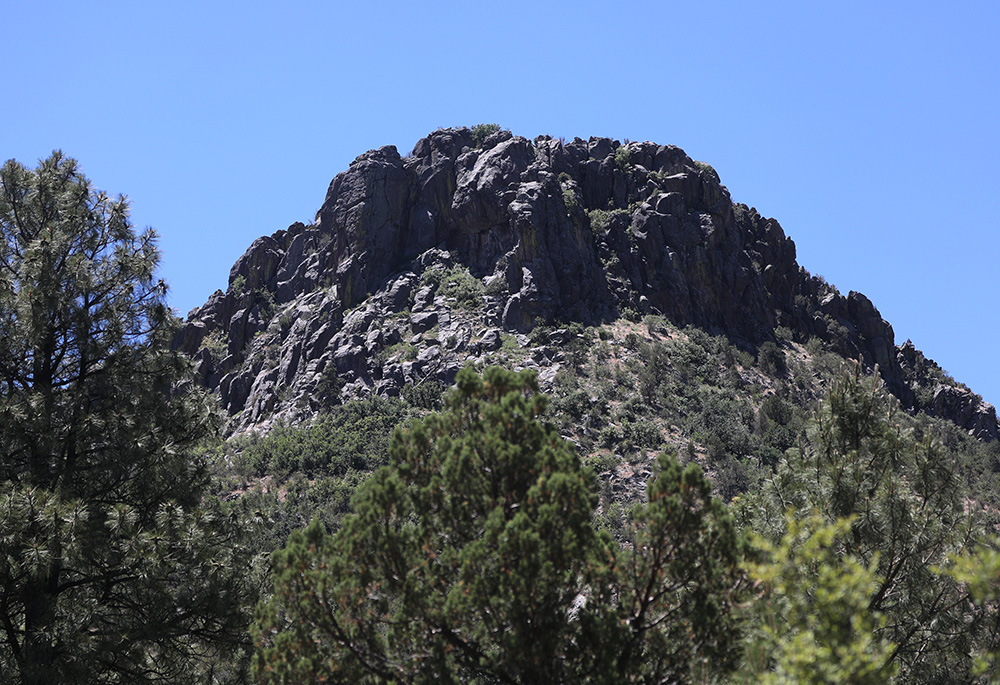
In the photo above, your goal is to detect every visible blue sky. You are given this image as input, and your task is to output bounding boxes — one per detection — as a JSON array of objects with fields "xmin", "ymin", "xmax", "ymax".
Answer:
[{"xmin": 6, "ymin": 1, "xmax": 999, "ymax": 406}]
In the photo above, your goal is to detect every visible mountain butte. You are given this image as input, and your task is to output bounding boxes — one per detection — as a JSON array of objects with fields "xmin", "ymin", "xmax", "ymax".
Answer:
[{"xmin": 174, "ymin": 127, "xmax": 998, "ymax": 439}]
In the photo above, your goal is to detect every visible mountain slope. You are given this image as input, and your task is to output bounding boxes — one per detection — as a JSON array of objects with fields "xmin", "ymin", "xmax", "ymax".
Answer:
[{"xmin": 174, "ymin": 127, "xmax": 997, "ymax": 440}]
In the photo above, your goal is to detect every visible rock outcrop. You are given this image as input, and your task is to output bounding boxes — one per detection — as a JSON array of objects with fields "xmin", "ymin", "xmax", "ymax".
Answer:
[
  {"xmin": 896, "ymin": 340, "xmax": 997, "ymax": 439},
  {"xmin": 174, "ymin": 127, "xmax": 997, "ymax": 438}
]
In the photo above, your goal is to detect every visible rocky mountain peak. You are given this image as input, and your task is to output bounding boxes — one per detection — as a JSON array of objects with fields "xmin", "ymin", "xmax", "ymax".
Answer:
[{"xmin": 175, "ymin": 127, "xmax": 997, "ymax": 439}]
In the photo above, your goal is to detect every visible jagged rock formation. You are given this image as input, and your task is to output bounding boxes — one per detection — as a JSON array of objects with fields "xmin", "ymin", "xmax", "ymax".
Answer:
[
  {"xmin": 896, "ymin": 340, "xmax": 999, "ymax": 438},
  {"xmin": 174, "ymin": 127, "xmax": 997, "ymax": 439}
]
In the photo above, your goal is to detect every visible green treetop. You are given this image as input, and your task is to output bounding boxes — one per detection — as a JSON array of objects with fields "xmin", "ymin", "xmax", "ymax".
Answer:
[
  {"xmin": 0, "ymin": 152, "xmax": 255, "ymax": 684},
  {"xmin": 755, "ymin": 366, "xmax": 990, "ymax": 682},
  {"xmin": 254, "ymin": 366, "xmax": 745, "ymax": 683},
  {"xmin": 743, "ymin": 512, "xmax": 897, "ymax": 684}
]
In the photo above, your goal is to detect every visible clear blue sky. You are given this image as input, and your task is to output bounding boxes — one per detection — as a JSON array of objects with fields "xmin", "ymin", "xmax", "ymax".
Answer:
[{"xmin": 6, "ymin": 1, "xmax": 999, "ymax": 407}]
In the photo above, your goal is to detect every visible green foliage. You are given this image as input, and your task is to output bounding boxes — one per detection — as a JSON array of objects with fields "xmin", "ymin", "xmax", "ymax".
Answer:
[
  {"xmin": 621, "ymin": 418, "xmax": 662, "ymax": 449},
  {"xmin": 636, "ymin": 338, "xmax": 671, "ymax": 405},
  {"xmin": 254, "ymin": 285, "xmax": 276, "ymax": 317},
  {"xmin": 232, "ymin": 472, "xmax": 367, "ymax": 557},
  {"xmin": 470, "ymin": 123, "xmax": 502, "ymax": 148},
  {"xmin": 599, "ymin": 423, "xmax": 625, "ymax": 449},
  {"xmin": 0, "ymin": 152, "xmax": 255, "ymax": 683},
  {"xmin": 483, "ymin": 274, "xmax": 507, "ymax": 296},
  {"xmin": 693, "ymin": 392, "xmax": 755, "ymax": 459},
  {"xmin": 616, "ymin": 451, "xmax": 746, "ymax": 681},
  {"xmin": 421, "ymin": 264, "xmax": 485, "ymax": 310},
  {"xmin": 201, "ymin": 328, "xmax": 229, "ymax": 360},
  {"xmin": 586, "ymin": 207, "xmax": 629, "ymax": 234},
  {"xmin": 668, "ymin": 328, "xmax": 715, "ymax": 384},
  {"xmin": 757, "ymin": 340, "xmax": 786, "ymax": 375},
  {"xmin": 551, "ymin": 386, "xmax": 592, "ymax": 421},
  {"xmin": 759, "ymin": 366, "xmax": 985, "ymax": 681},
  {"xmin": 253, "ymin": 367, "xmax": 745, "ymax": 683},
  {"xmin": 402, "ymin": 379, "xmax": 444, "ymax": 410},
  {"xmin": 944, "ymin": 544, "xmax": 1000, "ymax": 681},
  {"xmin": 254, "ymin": 367, "xmax": 610, "ymax": 682},
  {"xmin": 225, "ymin": 396, "xmax": 412, "ymax": 480},
  {"xmin": 499, "ymin": 331, "xmax": 520, "ymax": 353},
  {"xmin": 614, "ymin": 144, "xmax": 632, "ymax": 172},
  {"xmin": 693, "ymin": 159, "xmax": 719, "ymax": 181},
  {"xmin": 744, "ymin": 512, "xmax": 897, "ymax": 684},
  {"xmin": 620, "ymin": 306, "xmax": 641, "ymax": 322},
  {"xmin": 584, "ymin": 452, "xmax": 619, "ymax": 476},
  {"xmin": 756, "ymin": 394, "xmax": 802, "ymax": 467},
  {"xmin": 316, "ymin": 360, "xmax": 344, "ymax": 404},
  {"xmin": 643, "ymin": 313, "xmax": 672, "ymax": 337},
  {"xmin": 562, "ymin": 184, "xmax": 579, "ymax": 212},
  {"xmin": 375, "ymin": 340, "xmax": 416, "ymax": 365}
]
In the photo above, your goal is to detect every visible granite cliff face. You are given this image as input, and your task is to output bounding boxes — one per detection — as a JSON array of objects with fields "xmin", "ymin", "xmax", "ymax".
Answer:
[{"xmin": 175, "ymin": 127, "xmax": 997, "ymax": 438}]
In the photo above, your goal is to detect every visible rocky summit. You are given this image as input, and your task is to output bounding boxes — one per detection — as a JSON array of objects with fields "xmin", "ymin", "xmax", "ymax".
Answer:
[{"xmin": 174, "ymin": 127, "xmax": 998, "ymax": 438}]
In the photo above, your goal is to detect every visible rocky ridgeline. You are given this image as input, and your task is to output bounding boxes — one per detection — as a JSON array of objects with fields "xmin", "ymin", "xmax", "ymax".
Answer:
[{"xmin": 174, "ymin": 127, "xmax": 997, "ymax": 438}]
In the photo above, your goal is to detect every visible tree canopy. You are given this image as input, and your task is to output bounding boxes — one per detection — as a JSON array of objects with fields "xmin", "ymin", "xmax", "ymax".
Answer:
[
  {"xmin": 744, "ymin": 512, "xmax": 897, "ymax": 684},
  {"xmin": 0, "ymin": 152, "xmax": 254, "ymax": 683},
  {"xmin": 254, "ymin": 366, "xmax": 745, "ymax": 683},
  {"xmin": 751, "ymin": 366, "xmax": 991, "ymax": 682}
]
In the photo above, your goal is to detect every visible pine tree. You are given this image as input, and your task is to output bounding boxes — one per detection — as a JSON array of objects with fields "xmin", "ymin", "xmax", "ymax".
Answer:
[
  {"xmin": 758, "ymin": 366, "xmax": 985, "ymax": 682},
  {"xmin": 744, "ymin": 512, "xmax": 897, "ymax": 684},
  {"xmin": 0, "ymin": 152, "xmax": 254, "ymax": 683},
  {"xmin": 942, "ymin": 545, "xmax": 1000, "ymax": 682},
  {"xmin": 254, "ymin": 366, "xmax": 744, "ymax": 683}
]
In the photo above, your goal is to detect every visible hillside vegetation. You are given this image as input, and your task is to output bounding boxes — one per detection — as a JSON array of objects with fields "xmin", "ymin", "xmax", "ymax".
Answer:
[{"xmin": 3, "ymin": 133, "xmax": 1000, "ymax": 682}]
